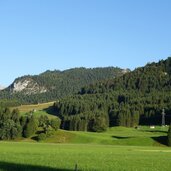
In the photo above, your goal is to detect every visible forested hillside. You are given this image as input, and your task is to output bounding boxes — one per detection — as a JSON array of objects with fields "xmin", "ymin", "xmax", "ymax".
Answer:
[
  {"xmin": 0, "ymin": 67, "xmax": 126, "ymax": 105},
  {"xmin": 54, "ymin": 58, "xmax": 171, "ymax": 131}
]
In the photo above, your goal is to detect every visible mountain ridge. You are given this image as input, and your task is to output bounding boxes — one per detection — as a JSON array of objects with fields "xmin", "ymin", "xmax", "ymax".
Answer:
[{"xmin": 0, "ymin": 67, "xmax": 128, "ymax": 105}]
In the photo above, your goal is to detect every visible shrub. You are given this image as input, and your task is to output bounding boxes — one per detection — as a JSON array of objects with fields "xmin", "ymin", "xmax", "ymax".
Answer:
[
  {"xmin": 50, "ymin": 118, "xmax": 61, "ymax": 131},
  {"xmin": 37, "ymin": 133, "xmax": 47, "ymax": 141}
]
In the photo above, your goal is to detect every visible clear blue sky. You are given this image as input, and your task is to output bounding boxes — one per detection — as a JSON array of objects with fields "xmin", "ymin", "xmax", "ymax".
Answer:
[{"xmin": 0, "ymin": 0, "xmax": 171, "ymax": 86}]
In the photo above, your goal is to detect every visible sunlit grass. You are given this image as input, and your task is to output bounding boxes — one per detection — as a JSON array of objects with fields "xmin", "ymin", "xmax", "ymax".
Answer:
[
  {"xmin": 0, "ymin": 142, "xmax": 171, "ymax": 171},
  {"xmin": 43, "ymin": 126, "xmax": 168, "ymax": 147},
  {"xmin": 11, "ymin": 102, "xmax": 55, "ymax": 113}
]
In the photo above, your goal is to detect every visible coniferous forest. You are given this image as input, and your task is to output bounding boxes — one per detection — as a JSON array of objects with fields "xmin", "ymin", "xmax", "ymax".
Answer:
[
  {"xmin": 0, "ymin": 58, "xmax": 171, "ymax": 136},
  {"xmin": 0, "ymin": 67, "xmax": 125, "ymax": 105},
  {"xmin": 54, "ymin": 58, "xmax": 171, "ymax": 131}
]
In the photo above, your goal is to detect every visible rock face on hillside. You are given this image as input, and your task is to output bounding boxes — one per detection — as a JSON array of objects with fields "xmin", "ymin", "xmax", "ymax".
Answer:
[
  {"xmin": 122, "ymin": 68, "xmax": 130, "ymax": 74},
  {"xmin": 10, "ymin": 77, "xmax": 47, "ymax": 95},
  {"xmin": 0, "ymin": 85, "xmax": 5, "ymax": 90}
]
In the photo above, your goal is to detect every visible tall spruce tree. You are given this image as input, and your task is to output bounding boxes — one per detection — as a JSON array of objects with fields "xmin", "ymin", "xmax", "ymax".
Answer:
[{"xmin": 23, "ymin": 115, "xmax": 38, "ymax": 138}]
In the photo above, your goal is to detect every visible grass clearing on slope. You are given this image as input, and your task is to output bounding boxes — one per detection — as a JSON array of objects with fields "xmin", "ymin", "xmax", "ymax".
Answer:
[
  {"xmin": 11, "ymin": 102, "xmax": 57, "ymax": 118},
  {"xmin": 0, "ymin": 142, "xmax": 170, "ymax": 171},
  {"xmin": 42, "ymin": 126, "xmax": 168, "ymax": 146},
  {"xmin": 11, "ymin": 102, "xmax": 55, "ymax": 113}
]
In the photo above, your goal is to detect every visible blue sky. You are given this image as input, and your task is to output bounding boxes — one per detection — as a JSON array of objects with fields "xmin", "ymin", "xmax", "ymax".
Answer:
[{"xmin": 0, "ymin": 0, "xmax": 171, "ymax": 86}]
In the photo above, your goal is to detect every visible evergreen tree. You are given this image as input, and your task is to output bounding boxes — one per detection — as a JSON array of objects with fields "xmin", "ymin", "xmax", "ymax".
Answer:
[
  {"xmin": 0, "ymin": 107, "xmax": 22, "ymax": 140},
  {"xmin": 50, "ymin": 118, "xmax": 61, "ymax": 131},
  {"xmin": 0, "ymin": 119, "xmax": 21, "ymax": 140},
  {"xmin": 23, "ymin": 116, "xmax": 38, "ymax": 138},
  {"xmin": 92, "ymin": 116, "xmax": 108, "ymax": 132}
]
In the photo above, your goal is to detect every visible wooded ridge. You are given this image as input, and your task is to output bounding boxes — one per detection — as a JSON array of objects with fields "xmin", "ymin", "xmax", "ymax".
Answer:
[
  {"xmin": 0, "ymin": 67, "xmax": 126, "ymax": 105},
  {"xmin": 54, "ymin": 58, "xmax": 171, "ymax": 131}
]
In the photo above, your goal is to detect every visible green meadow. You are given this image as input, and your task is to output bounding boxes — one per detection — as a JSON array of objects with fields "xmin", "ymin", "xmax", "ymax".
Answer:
[
  {"xmin": 5, "ymin": 104, "xmax": 171, "ymax": 171},
  {"xmin": 11, "ymin": 102, "xmax": 57, "ymax": 119},
  {"xmin": 0, "ymin": 142, "xmax": 171, "ymax": 171},
  {"xmin": 11, "ymin": 102, "xmax": 55, "ymax": 112},
  {"xmin": 0, "ymin": 126, "xmax": 170, "ymax": 171},
  {"xmin": 40, "ymin": 126, "xmax": 168, "ymax": 147}
]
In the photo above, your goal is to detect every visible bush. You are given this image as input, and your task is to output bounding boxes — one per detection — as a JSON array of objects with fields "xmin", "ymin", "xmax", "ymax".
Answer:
[
  {"xmin": 50, "ymin": 118, "xmax": 61, "ymax": 131},
  {"xmin": 46, "ymin": 127, "xmax": 55, "ymax": 137},
  {"xmin": 37, "ymin": 133, "xmax": 47, "ymax": 141}
]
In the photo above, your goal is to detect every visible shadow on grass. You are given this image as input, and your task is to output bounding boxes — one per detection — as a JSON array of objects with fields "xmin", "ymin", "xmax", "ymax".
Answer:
[
  {"xmin": 0, "ymin": 161, "xmax": 75, "ymax": 171},
  {"xmin": 31, "ymin": 135, "xmax": 38, "ymax": 141},
  {"xmin": 151, "ymin": 136, "xmax": 168, "ymax": 146},
  {"xmin": 112, "ymin": 136, "xmax": 133, "ymax": 139}
]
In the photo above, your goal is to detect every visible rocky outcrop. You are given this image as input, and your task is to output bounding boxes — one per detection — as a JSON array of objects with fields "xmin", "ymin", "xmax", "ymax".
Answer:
[
  {"xmin": 0, "ymin": 85, "xmax": 5, "ymax": 90},
  {"xmin": 10, "ymin": 77, "xmax": 47, "ymax": 95}
]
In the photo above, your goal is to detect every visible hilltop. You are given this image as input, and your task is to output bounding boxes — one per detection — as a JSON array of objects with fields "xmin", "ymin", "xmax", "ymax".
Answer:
[{"xmin": 0, "ymin": 67, "xmax": 127, "ymax": 105}]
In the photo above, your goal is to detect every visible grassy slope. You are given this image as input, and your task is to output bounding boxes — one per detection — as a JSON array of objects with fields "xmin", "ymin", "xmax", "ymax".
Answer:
[
  {"xmin": 11, "ymin": 102, "xmax": 57, "ymax": 118},
  {"xmin": 0, "ymin": 125, "xmax": 170, "ymax": 170},
  {"xmin": 6, "ymin": 104, "xmax": 171, "ymax": 170},
  {"xmin": 10, "ymin": 103, "xmax": 169, "ymax": 147},
  {"xmin": 0, "ymin": 142, "xmax": 171, "ymax": 171},
  {"xmin": 39, "ymin": 126, "xmax": 169, "ymax": 147},
  {"xmin": 12, "ymin": 102, "xmax": 55, "ymax": 112}
]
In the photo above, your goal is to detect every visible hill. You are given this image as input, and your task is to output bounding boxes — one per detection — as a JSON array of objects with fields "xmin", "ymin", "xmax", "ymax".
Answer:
[
  {"xmin": 0, "ymin": 67, "xmax": 127, "ymax": 105},
  {"xmin": 39, "ymin": 126, "xmax": 168, "ymax": 146},
  {"xmin": 54, "ymin": 57, "xmax": 171, "ymax": 129}
]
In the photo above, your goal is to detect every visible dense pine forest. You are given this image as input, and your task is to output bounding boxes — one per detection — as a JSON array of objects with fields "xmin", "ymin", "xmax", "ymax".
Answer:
[
  {"xmin": 0, "ymin": 67, "xmax": 125, "ymax": 105},
  {"xmin": 54, "ymin": 58, "xmax": 171, "ymax": 131}
]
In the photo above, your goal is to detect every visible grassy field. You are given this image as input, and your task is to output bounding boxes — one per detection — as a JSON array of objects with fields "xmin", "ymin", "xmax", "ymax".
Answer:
[
  {"xmin": 0, "ymin": 127, "xmax": 170, "ymax": 170},
  {"xmin": 4, "ymin": 103, "xmax": 171, "ymax": 170},
  {"xmin": 11, "ymin": 102, "xmax": 55, "ymax": 112},
  {"xmin": 40, "ymin": 126, "xmax": 168, "ymax": 147},
  {"xmin": 11, "ymin": 102, "xmax": 57, "ymax": 118},
  {"xmin": 0, "ymin": 142, "xmax": 171, "ymax": 171}
]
